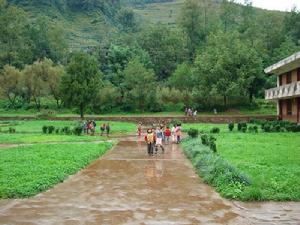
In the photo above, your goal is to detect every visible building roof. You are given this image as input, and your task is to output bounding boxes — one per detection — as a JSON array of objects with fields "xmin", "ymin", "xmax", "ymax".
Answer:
[{"xmin": 265, "ymin": 51, "xmax": 300, "ymax": 75}]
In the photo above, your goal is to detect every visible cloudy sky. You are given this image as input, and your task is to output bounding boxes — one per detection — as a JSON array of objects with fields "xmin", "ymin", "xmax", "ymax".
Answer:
[{"xmin": 236, "ymin": 0, "xmax": 300, "ymax": 11}]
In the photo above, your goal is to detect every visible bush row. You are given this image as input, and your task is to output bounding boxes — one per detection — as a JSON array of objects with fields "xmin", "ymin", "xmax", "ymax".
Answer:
[
  {"xmin": 42, "ymin": 125, "xmax": 83, "ymax": 136},
  {"xmin": 181, "ymin": 138, "xmax": 251, "ymax": 199},
  {"xmin": 250, "ymin": 119, "xmax": 300, "ymax": 133}
]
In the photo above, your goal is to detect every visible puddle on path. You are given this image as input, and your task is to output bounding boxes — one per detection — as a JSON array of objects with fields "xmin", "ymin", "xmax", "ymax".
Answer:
[{"xmin": 0, "ymin": 139, "xmax": 299, "ymax": 224}]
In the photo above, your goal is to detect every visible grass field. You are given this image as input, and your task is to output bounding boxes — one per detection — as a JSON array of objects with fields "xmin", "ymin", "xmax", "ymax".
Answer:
[
  {"xmin": 183, "ymin": 123, "xmax": 300, "ymax": 201},
  {"xmin": 0, "ymin": 120, "xmax": 136, "ymax": 134},
  {"xmin": 0, "ymin": 142, "xmax": 113, "ymax": 198}
]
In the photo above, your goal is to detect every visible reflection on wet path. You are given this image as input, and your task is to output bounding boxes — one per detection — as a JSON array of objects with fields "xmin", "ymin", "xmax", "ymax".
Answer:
[{"xmin": 0, "ymin": 138, "xmax": 300, "ymax": 224}]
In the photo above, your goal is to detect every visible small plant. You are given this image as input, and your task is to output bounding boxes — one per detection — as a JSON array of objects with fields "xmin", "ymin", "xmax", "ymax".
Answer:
[
  {"xmin": 263, "ymin": 124, "xmax": 271, "ymax": 132},
  {"xmin": 188, "ymin": 128, "xmax": 199, "ymax": 138},
  {"xmin": 55, "ymin": 128, "xmax": 60, "ymax": 134},
  {"xmin": 228, "ymin": 123, "xmax": 234, "ymax": 131},
  {"xmin": 9, "ymin": 127, "xmax": 16, "ymax": 133},
  {"xmin": 238, "ymin": 122, "xmax": 247, "ymax": 131},
  {"xmin": 248, "ymin": 126, "xmax": 258, "ymax": 133},
  {"xmin": 241, "ymin": 126, "xmax": 247, "ymax": 133},
  {"xmin": 42, "ymin": 126, "xmax": 48, "ymax": 134},
  {"xmin": 73, "ymin": 125, "xmax": 83, "ymax": 136},
  {"xmin": 48, "ymin": 126, "xmax": 55, "ymax": 134},
  {"xmin": 62, "ymin": 126, "xmax": 71, "ymax": 135},
  {"xmin": 210, "ymin": 127, "xmax": 220, "ymax": 134},
  {"xmin": 209, "ymin": 136, "xmax": 217, "ymax": 153},
  {"xmin": 201, "ymin": 134, "xmax": 209, "ymax": 145}
]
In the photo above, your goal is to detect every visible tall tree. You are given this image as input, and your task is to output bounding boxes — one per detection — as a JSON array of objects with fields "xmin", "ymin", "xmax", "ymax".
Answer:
[
  {"xmin": 179, "ymin": 0, "xmax": 204, "ymax": 60},
  {"xmin": 123, "ymin": 58, "xmax": 156, "ymax": 111},
  {"xmin": 0, "ymin": 65, "xmax": 22, "ymax": 108},
  {"xmin": 60, "ymin": 52, "xmax": 103, "ymax": 118},
  {"xmin": 139, "ymin": 25, "xmax": 187, "ymax": 79},
  {"xmin": 220, "ymin": 0, "xmax": 238, "ymax": 33},
  {"xmin": 284, "ymin": 7, "xmax": 300, "ymax": 44}
]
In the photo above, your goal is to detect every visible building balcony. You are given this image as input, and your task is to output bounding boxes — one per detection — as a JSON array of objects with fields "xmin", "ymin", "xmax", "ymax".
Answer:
[{"xmin": 265, "ymin": 81, "xmax": 300, "ymax": 100}]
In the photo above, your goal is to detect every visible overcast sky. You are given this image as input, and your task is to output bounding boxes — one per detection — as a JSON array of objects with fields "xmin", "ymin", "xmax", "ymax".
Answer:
[{"xmin": 236, "ymin": 0, "xmax": 300, "ymax": 11}]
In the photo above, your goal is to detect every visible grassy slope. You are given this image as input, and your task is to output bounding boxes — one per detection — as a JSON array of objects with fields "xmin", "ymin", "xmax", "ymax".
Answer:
[
  {"xmin": 184, "ymin": 123, "xmax": 300, "ymax": 201},
  {"xmin": 0, "ymin": 142, "xmax": 113, "ymax": 198},
  {"xmin": 17, "ymin": 3, "xmax": 117, "ymax": 50},
  {"xmin": 132, "ymin": 0, "xmax": 286, "ymax": 27}
]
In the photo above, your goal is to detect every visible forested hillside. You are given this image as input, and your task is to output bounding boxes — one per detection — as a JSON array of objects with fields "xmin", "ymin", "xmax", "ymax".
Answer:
[{"xmin": 0, "ymin": 0, "xmax": 300, "ymax": 116}]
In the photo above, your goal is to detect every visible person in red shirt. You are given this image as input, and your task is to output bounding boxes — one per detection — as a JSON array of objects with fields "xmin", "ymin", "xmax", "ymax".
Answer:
[{"xmin": 164, "ymin": 126, "xmax": 171, "ymax": 144}]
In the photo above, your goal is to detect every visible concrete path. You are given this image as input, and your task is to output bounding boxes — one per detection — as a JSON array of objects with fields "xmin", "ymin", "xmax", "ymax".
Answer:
[{"xmin": 0, "ymin": 138, "xmax": 299, "ymax": 224}]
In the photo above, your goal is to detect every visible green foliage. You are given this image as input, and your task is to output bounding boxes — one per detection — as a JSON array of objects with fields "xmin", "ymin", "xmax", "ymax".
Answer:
[
  {"xmin": 48, "ymin": 126, "xmax": 55, "ymax": 134},
  {"xmin": 241, "ymin": 126, "xmax": 247, "ymax": 133},
  {"xmin": 237, "ymin": 122, "xmax": 247, "ymax": 131},
  {"xmin": 187, "ymin": 128, "xmax": 199, "ymax": 138},
  {"xmin": 183, "ymin": 123, "xmax": 300, "ymax": 201},
  {"xmin": 228, "ymin": 123, "xmax": 234, "ymax": 131},
  {"xmin": 182, "ymin": 138, "xmax": 251, "ymax": 200},
  {"xmin": 60, "ymin": 52, "xmax": 103, "ymax": 118},
  {"xmin": 73, "ymin": 124, "xmax": 83, "ymax": 136},
  {"xmin": 42, "ymin": 125, "xmax": 48, "ymax": 134},
  {"xmin": 210, "ymin": 127, "xmax": 220, "ymax": 134},
  {"xmin": 0, "ymin": 142, "xmax": 112, "ymax": 198},
  {"xmin": 8, "ymin": 127, "xmax": 16, "ymax": 133}
]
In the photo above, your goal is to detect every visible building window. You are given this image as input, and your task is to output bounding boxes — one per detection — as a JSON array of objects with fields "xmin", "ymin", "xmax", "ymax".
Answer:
[
  {"xmin": 298, "ymin": 68, "xmax": 300, "ymax": 81},
  {"xmin": 287, "ymin": 99, "xmax": 292, "ymax": 115},
  {"xmin": 286, "ymin": 71, "xmax": 292, "ymax": 84}
]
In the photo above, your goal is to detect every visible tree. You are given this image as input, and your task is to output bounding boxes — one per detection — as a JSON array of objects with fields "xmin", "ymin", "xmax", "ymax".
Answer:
[
  {"xmin": 22, "ymin": 59, "xmax": 53, "ymax": 110},
  {"xmin": 179, "ymin": 0, "xmax": 204, "ymax": 60},
  {"xmin": 194, "ymin": 31, "xmax": 262, "ymax": 105},
  {"xmin": 0, "ymin": 2, "xmax": 32, "ymax": 68},
  {"xmin": 117, "ymin": 8, "xmax": 137, "ymax": 32},
  {"xmin": 138, "ymin": 25, "xmax": 187, "ymax": 80},
  {"xmin": 220, "ymin": 0, "xmax": 238, "ymax": 33},
  {"xmin": 0, "ymin": 65, "xmax": 22, "ymax": 108},
  {"xmin": 60, "ymin": 52, "xmax": 103, "ymax": 118},
  {"xmin": 284, "ymin": 7, "xmax": 300, "ymax": 44},
  {"xmin": 48, "ymin": 64, "xmax": 65, "ymax": 108},
  {"xmin": 123, "ymin": 58, "xmax": 156, "ymax": 111},
  {"xmin": 169, "ymin": 62, "xmax": 193, "ymax": 91}
]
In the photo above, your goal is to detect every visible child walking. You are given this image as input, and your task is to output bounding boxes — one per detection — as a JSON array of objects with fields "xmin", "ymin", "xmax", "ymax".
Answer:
[
  {"xmin": 145, "ymin": 128, "xmax": 156, "ymax": 156},
  {"xmin": 164, "ymin": 126, "xmax": 171, "ymax": 144},
  {"xmin": 137, "ymin": 123, "xmax": 142, "ymax": 137},
  {"xmin": 175, "ymin": 124, "xmax": 182, "ymax": 144},
  {"xmin": 171, "ymin": 124, "xmax": 176, "ymax": 143},
  {"xmin": 155, "ymin": 127, "xmax": 165, "ymax": 154}
]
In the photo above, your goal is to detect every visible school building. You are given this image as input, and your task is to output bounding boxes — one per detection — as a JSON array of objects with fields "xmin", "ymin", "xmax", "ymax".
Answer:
[{"xmin": 265, "ymin": 51, "xmax": 300, "ymax": 123}]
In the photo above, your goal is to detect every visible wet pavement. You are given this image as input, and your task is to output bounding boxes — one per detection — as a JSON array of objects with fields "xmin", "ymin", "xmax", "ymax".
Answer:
[{"xmin": 0, "ymin": 137, "xmax": 300, "ymax": 224}]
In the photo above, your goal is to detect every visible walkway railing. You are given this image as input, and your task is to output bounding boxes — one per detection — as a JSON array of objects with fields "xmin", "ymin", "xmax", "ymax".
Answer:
[{"xmin": 265, "ymin": 81, "xmax": 300, "ymax": 100}]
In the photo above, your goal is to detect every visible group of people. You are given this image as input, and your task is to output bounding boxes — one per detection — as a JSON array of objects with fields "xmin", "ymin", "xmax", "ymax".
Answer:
[
  {"xmin": 139, "ymin": 123, "xmax": 182, "ymax": 156},
  {"xmin": 185, "ymin": 108, "xmax": 197, "ymax": 117},
  {"xmin": 83, "ymin": 120, "xmax": 110, "ymax": 136}
]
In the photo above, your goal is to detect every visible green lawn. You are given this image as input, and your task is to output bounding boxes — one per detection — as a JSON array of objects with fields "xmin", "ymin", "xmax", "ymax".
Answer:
[
  {"xmin": 183, "ymin": 123, "xmax": 300, "ymax": 201},
  {"xmin": 0, "ymin": 142, "xmax": 113, "ymax": 198},
  {"xmin": 0, "ymin": 133, "xmax": 106, "ymax": 144},
  {"xmin": 0, "ymin": 120, "xmax": 136, "ymax": 134}
]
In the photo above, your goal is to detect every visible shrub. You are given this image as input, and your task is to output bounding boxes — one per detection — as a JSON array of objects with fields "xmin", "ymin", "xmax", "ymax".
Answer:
[
  {"xmin": 9, "ymin": 127, "xmax": 16, "ymax": 133},
  {"xmin": 238, "ymin": 122, "xmax": 247, "ymax": 131},
  {"xmin": 262, "ymin": 124, "xmax": 271, "ymax": 132},
  {"xmin": 187, "ymin": 128, "xmax": 199, "ymax": 138},
  {"xmin": 48, "ymin": 126, "xmax": 55, "ymax": 134},
  {"xmin": 181, "ymin": 138, "xmax": 251, "ymax": 200},
  {"xmin": 42, "ymin": 126, "xmax": 48, "ymax": 134},
  {"xmin": 210, "ymin": 127, "xmax": 220, "ymax": 134},
  {"xmin": 241, "ymin": 126, "xmax": 247, "ymax": 133},
  {"xmin": 228, "ymin": 123, "xmax": 234, "ymax": 131},
  {"xmin": 248, "ymin": 126, "xmax": 258, "ymax": 133},
  {"xmin": 55, "ymin": 128, "xmax": 60, "ymax": 134},
  {"xmin": 73, "ymin": 125, "xmax": 83, "ymax": 136},
  {"xmin": 62, "ymin": 126, "xmax": 71, "ymax": 135},
  {"xmin": 201, "ymin": 134, "xmax": 209, "ymax": 145},
  {"xmin": 209, "ymin": 136, "xmax": 217, "ymax": 153}
]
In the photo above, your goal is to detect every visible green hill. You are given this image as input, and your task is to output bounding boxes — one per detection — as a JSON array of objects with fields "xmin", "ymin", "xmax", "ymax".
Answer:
[
  {"xmin": 7, "ymin": 0, "xmax": 123, "ymax": 50},
  {"xmin": 131, "ymin": 0, "xmax": 286, "ymax": 27}
]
